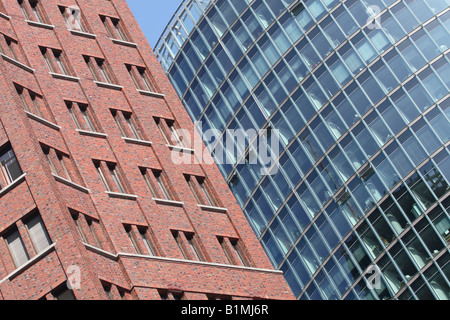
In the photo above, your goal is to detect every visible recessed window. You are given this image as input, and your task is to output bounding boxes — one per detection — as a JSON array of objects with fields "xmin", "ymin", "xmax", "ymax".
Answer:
[
  {"xmin": 290, "ymin": 1, "xmax": 305, "ymax": 16},
  {"xmin": 18, "ymin": 0, "xmax": 47, "ymax": 24},
  {"xmin": 111, "ymin": 109, "xmax": 142, "ymax": 140},
  {"xmin": 15, "ymin": 84, "xmax": 51, "ymax": 120},
  {"xmin": 124, "ymin": 224, "xmax": 157, "ymax": 256},
  {"xmin": 66, "ymin": 101, "xmax": 98, "ymax": 132},
  {"xmin": 70, "ymin": 210, "xmax": 105, "ymax": 249},
  {"xmin": 230, "ymin": 239, "xmax": 248, "ymax": 266},
  {"xmin": 141, "ymin": 168, "xmax": 174, "ymax": 200},
  {"xmin": 124, "ymin": 224, "xmax": 140, "ymax": 254},
  {"xmin": 0, "ymin": 34, "xmax": 25, "ymax": 63},
  {"xmin": 126, "ymin": 64, "xmax": 155, "ymax": 92},
  {"xmin": 59, "ymin": 5, "xmax": 88, "ymax": 32},
  {"xmin": 25, "ymin": 214, "xmax": 52, "ymax": 254},
  {"xmin": 94, "ymin": 160, "xmax": 127, "ymax": 194},
  {"xmin": 172, "ymin": 230, "xmax": 203, "ymax": 261},
  {"xmin": 217, "ymin": 237, "xmax": 248, "ymax": 266},
  {"xmin": 102, "ymin": 282, "xmax": 113, "ymax": 300},
  {"xmin": 101, "ymin": 281, "xmax": 129, "ymax": 300},
  {"xmin": 40, "ymin": 47, "xmax": 70, "ymax": 75},
  {"xmin": 5, "ymin": 226, "xmax": 29, "ymax": 267},
  {"xmin": 52, "ymin": 284, "xmax": 76, "ymax": 300},
  {"xmin": 0, "ymin": 144, "xmax": 23, "ymax": 189},
  {"xmin": 138, "ymin": 227, "xmax": 156, "ymax": 256},
  {"xmin": 185, "ymin": 233, "xmax": 202, "ymax": 261},
  {"xmin": 41, "ymin": 145, "xmax": 74, "ymax": 182},
  {"xmin": 185, "ymin": 174, "xmax": 218, "ymax": 207},
  {"xmin": 159, "ymin": 290, "xmax": 184, "ymax": 300},
  {"xmin": 84, "ymin": 55, "xmax": 114, "ymax": 84},
  {"xmin": 155, "ymin": 117, "xmax": 186, "ymax": 147},
  {"xmin": 100, "ymin": 15, "xmax": 129, "ymax": 42},
  {"xmin": 3, "ymin": 212, "xmax": 51, "ymax": 268}
]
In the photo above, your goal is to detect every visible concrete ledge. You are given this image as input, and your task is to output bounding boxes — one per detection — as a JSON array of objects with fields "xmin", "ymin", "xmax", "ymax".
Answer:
[
  {"xmin": 122, "ymin": 137, "xmax": 153, "ymax": 147},
  {"xmin": 76, "ymin": 129, "xmax": 108, "ymax": 139},
  {"xmin": 82, "ymin": 242, "xmax": 282, "ymax": 274},
  {"xmin": 0, "ymin": 53, "xmax": 34, "ymax": 73},
  {"xmin": 0, "ymin": 12, "xmax": 10, "ymax": 20},
  {"xmin": 69, "ymin": 29, "xmax": 96, "ymax": 39},
  {"xmin": 53, "ymin": 174, "xmax": 90, "ymax": 193},
  {"xmin": 198, "ymin": 204, "xmax": 228, "ymax": 213},
  {"xmin": 0, "ymin": 173, "xmax": 26, "ymax": 197},
  {"xmin": 152, "ymin": 198, "xmax": 184, "ymax": 207},
  {"xmin": 105, "ymin": 191, "xmax": 138, "ymax": 200},
  {"xmin": 95, "ymin": 81, "xmax": 123, "ymax": 90},
  {"xmin": 137, "ymin": 89, "xmax": 165, "ymax": 98},
  {"xmin": 0, "ymin": 243, "xmax": 56, "ymax": 284},
  {"xmin": 50, "ymin": 72, "xmax": 80, "ymax": 82},
  {"xmin": 111, "ymin": 38, "xmax": 137, "ymax": 48},
  {"xmin": 26, "ymin": 20, "xmax": 54, "ymax": 29},
  {"xmin": 25, "ymin": 111, "xmax": 61, "ymax": 130}
]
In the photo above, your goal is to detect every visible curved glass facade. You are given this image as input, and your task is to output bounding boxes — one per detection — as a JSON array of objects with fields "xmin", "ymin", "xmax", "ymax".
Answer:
[{"xmin": 155, "ymin": 0, "xmax": 450, "ymax": 299}]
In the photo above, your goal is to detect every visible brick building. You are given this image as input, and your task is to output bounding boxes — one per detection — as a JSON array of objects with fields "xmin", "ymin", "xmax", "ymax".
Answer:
[{"xmin": 0, "ymin": 0, "xmax": 293, "ymax": 300}]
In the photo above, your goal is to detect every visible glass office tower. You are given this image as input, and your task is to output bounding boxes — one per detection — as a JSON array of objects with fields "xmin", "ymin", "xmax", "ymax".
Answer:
[{"xmin": 154, "ymin": 0, "xmax": 450, "ymax": 299}]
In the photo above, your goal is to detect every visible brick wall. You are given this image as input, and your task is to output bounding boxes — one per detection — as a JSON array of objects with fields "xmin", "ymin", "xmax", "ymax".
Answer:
[{"xmin": 0, "ymin": 0, "xmax": 294, "ymax": 300}]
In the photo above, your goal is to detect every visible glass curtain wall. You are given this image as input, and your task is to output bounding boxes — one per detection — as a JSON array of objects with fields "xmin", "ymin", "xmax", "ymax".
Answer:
[{"xmin": 155, "ymin": 0, "xmax": 450, "ymax": 300}]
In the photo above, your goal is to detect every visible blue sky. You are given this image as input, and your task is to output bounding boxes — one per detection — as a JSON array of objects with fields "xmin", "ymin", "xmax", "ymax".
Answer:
[{"xmin": 126, "ymin": 0, "xmax": 183, "ymax": 48}]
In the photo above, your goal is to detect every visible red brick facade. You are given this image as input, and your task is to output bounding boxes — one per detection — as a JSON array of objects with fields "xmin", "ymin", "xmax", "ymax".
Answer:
[{"xmin": 0, "ymin": 0, "xmax": 293, "ymax": 300}]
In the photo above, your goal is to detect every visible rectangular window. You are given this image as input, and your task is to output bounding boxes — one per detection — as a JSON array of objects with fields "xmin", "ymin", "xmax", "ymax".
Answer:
[
  {"xmin": 42, "ymin": 145, "xmax": 74, "ymax": 182},
  {"xmin": 71, "ymin": 212, "xmax": 88, "ymax": 243},
  {"xmin": 18, "ymin": 0, "xmax": 47, "ymax": 24},
  {"xmin": 70, "ymin": 211, "xmax": 103, "ymax": 249},
  {"xmin": 230, "ymin": 239, "xmax": 247, "ymax": 266},
  {"xmin": 141, "ymin": 168, "xmax": 174, "ymax": 200},
  {"xmin": 3, "ymin": 212, "xmax": 52, "ymax": 268},
  {"xmin": 66, "ymin": 101, "xmax": 97, "ymax": 132},
  {"xmin": 101, "ymin": 282, "xmax": 128, "ymax": 300},
  {"xmin": 126, "ymin": 64, "xmax": 155, "ymax": 92},
  {"xmin": 94, "ymin": 160, "xmax": 127, "ymax": 194},
  {"xmin": 0, "ymin": 34, "xmax": 25, "ymax": 63},
  {"xmin": 172, "ymin": 230, "xmax": 188, "ymax": 260},
  {"xmin": 86, "ymin": 217, "xmax": 102, "ymax": 248},
  {"xmin": 110, "ymin": 166, "xmax": 125, "ymax": 193},
  {"xmin": 40, "ymin": 47, "xmax": 70, "ymax": 75},
  {"xmin": 5, "ymin": 227, "xmax": 29, "ymax": 267},
  {"xmin": 59, "ymin": 6, "xmax": 87, "ymax": 32},
  {"xmin": 0, "ymin": 2, "xmax": 6, "ymax": 15},
  {"xmin": 100, "ymin": 15, "xmax": 129, "ymax": 42},
  {"xmin": 0, "ymin": 144, "xmax": 22, "ymax": 189},
  {"xmin": 155, "ymin": 117, "xmax": 186, "ymax": 147},
  {"xmin": 290, "ymin": 1, "xmax": 305, "ymax": 16},
  {"xmin": 124, "ymin": 225, "xmax": 156, "ymax": 256},
  {"xmin": 218, "ymin": 236, "xmax": 234, "ymax": 264},
  {"xmin": 185, "ymin": 233, "xmax": 202, "ymax": 261},
  {"xmin": 111, "ymin": 109, "xmax": 142, "ymax": 140},
  {"xmin": 15, "ymin": 84, "xmax": 50, "ymax": 119},
  {"xmin": 25, "ymin": 214, "xmax": 51, "ymax": 254},
  {"xmin": 185, "ymin": 174, "xmax": 217, "ymax": 207},
  {"xmin": 171, "ymin": 230, "xmax": 203, "ymax": 261},
  {"xmin": 102, "ymin": 282, "xmax": 113, "ymax": 300},
  {"xmin": 84, "ymin": 55, "xmax": 114, "ymax": 84},
  {"xmin": 217, "ymin": 237, "xmax": 248, "ymax": 266},
  {"xmin": 124, "ymin": 224, "xmax": 140, "ymax": 254},
  {"xmin": 139, "ymin": 227, "xmax": 156, "ymax": 256}
]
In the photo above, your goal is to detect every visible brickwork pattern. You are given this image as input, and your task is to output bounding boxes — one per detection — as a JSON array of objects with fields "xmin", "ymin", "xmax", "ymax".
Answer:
[{"xmin": 0, "ymin": 0, "xmax": 294, "ymax": 300}]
